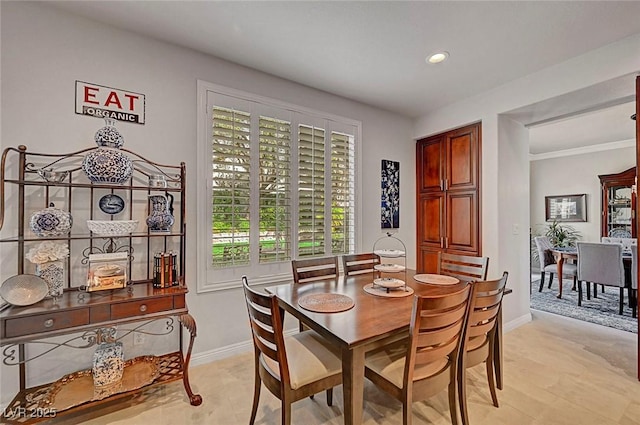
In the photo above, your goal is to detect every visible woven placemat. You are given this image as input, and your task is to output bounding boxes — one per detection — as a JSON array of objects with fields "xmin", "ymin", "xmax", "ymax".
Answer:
[
  {"xmin": 298, "ymin": 293, "xmax": 355, "ymax": 313},
  {"xmin": 413, "ymin": 274, "xmax": 459, "ymax": 285},
  {"xmin": 363, "ymin": 283, "xmax": 414, "ymax": 298}
]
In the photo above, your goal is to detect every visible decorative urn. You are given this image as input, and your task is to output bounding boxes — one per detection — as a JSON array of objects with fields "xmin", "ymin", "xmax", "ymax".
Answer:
[{"xmin": 82, "ymin": 119, "xmax": 133, "ymax": 184}]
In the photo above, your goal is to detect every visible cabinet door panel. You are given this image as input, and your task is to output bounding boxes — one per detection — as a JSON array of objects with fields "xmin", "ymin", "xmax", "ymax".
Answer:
[
  {"xmin": 417, "ymin": 194, "xmax": 444, "ymax": 246},
  {"xmin": 417, "ymin": 137, "xmax": 444, "ymax": 193},
  {"xmin": 446, "ymin": 191, "xmax": 478, "ymax": 253},
  {"xmin": 418, "ymin": 247, "xmax": 440, "ymax": 274},
  {"xmin": 447, "ymin": 125, "xmax": 478, "ymax": 191}
]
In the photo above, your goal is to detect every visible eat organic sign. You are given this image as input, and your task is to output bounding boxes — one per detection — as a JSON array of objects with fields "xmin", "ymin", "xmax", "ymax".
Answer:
[{"xmin": 75, "ymin": 81, "xmax": 146, "ymax": 124}]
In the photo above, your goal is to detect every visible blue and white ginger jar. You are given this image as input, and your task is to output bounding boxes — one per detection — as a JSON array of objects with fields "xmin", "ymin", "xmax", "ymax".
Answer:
[
  {"xmin": 29, "ymin": 203, "xmax": 73, "ymax": 237},
  {"xmin": 94, "ymin": 118, "xmax": 125, "ymax": 149}
]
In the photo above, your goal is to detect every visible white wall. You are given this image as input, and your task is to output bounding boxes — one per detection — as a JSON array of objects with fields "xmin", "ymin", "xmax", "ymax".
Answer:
[
  {"xmin": 530, "ymin": 146, "xmax": 636, "ymax": 242},
  {"xmin": 414, "ymin": 32, "xmax": 640, "ymax": 329},
  {"xmin": 0, "ymin": 2, "xmax": 414, "ymax": 405}
]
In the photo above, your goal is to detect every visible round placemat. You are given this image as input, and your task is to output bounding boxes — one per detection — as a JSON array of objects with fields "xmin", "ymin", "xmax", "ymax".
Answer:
[
  {"xmin": 363, "ymin": 283, "xmax": 414, "ymax": 298},
  {"xmin": 413, "ymin": 274, "xmax": 460, "ymax": 285},
  {"xmin": 298, "ymin": 293, "xmax": 355, "ymax": 313}
]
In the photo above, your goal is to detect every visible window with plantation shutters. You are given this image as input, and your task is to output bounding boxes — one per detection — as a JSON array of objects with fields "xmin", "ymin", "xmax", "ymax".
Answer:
[
  {"xmin": 259, "ymin": 116, "xmax": 291, "ymax": 263},
  {"xmin": 298, "ymin": 125, "xmax": 326, "ymax": 257},
  {"xmin": 330, "ymin": 132, "xmax": 355, "ymax": 254},
  {"xmin": 211, "ymin": 106, "xmax": 251, "ymax": 268},
  {"xmin": 199, "ymin": 83, "xmax": 361, "ymax": 290}
]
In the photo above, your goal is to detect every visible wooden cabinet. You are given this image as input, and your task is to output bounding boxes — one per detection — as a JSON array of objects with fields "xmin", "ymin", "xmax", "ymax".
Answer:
[
  {"xmin": 599, "ymin": 167, "xmax": 636, "ymax": 238},
  {"xmin": 416, "ymin": 123, "xmax": 481, "ymax": 273},
  {"xmin": 0, "ymin": 144, "xmax": 201, "ymax": 423}
]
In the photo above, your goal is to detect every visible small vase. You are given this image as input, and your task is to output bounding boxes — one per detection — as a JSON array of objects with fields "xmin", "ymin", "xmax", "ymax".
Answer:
[{"xmin": 36, "ymin": 260, "xmax": 64, "ymax": 298}]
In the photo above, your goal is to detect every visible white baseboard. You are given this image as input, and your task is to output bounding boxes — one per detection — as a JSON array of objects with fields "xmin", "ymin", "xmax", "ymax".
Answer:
[
  {"xmin": 504, "ymin": 312, "xmax": 532, "ymax": 333},
  {"xmin": 190, "ymin": 328, "xmax": 299, "ymax": 367}
]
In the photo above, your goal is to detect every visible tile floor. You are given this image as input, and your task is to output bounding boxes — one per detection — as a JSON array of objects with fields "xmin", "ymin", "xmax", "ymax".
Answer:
[{"xmin": 75, "ymin": 311, "xmax": 638, "ymax": 425}]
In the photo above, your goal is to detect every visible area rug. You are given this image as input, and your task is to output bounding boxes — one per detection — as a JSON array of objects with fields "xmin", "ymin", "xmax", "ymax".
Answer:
[{"xmin": 530, "ymin": 278, "xmax": 637, "ymax": 334}]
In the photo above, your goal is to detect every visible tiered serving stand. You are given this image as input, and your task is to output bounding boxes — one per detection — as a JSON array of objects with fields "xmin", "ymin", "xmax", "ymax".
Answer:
[{"xmin": 370, "ymin": 232, "xmax": 409, "ymax": 294}]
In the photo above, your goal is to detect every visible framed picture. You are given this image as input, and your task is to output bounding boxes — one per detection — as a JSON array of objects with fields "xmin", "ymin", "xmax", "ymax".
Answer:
[
  {"xmin": 545, "ymin": 194, "xmax": 587, "ymax": 222},
  {"xmin": 381, "ymin": 159, "xmax": 400, "ymax": 228}
]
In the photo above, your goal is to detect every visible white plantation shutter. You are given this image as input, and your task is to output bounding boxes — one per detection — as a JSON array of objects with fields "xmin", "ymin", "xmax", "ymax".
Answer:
[
  {"xmin": 330, "ymin": 131, "xmax": 355, "ymax": 254},
  {"xmin": 211, "ymin": 106, "xmax": 251, "ymax": 267},
  {"xmin": 201, "ymin": 84, "xmax": 360, "ymax": 289},
  {"xmin": 298, "ymin": 125, "xmax": 326, "ymax": 257},
  {"xmin": 259, "ymin": 116, "xmax": 291, "ymax": 263}
]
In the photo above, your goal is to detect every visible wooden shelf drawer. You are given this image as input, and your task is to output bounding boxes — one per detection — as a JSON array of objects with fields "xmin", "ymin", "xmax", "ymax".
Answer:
[
  {"xmin": 4, "ymin": 309, "xmax": 90, "ymax": 338},
  {"xmin": 110, "ymin": 297, "xmax": 174, "ymax": 320}
]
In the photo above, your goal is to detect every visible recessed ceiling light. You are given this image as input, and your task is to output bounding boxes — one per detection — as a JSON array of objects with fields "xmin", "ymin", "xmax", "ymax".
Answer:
[{"xmin": 426, "ymin": 51, "xmax": 449, "ymax": 64}]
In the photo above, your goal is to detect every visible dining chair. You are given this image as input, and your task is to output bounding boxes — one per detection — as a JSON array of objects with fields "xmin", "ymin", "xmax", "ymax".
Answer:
[
  {"xmin": 342, "ymin": 252, "xmax": 380, "ymax": 276},
  {"xmin": 576, "ymin": 242, "xmax": 626, "ymax": 314},
  {"xmin": 291, "ymin": 256, "xmax": 339, "ymax": 284},
  {"xmin": 438, "ymin": 252, "xmax": 489, "ymax": 283},
  {"xmin": 291, "ymin": 256, "xmax": 340, "ymax": 331},
  {"xmin": 458, "ymin": 272, "xmax": 509, "ymax": 425},
  {"xmin": 364, "ymin": 283, "xmax": 474, "ymax": 425},
  {"xmin": 599, "ymin": 237, "xmax": 637, "ymax": 297},
  {"xmin": 533, "ymin": 236, "xmax": 577, "ymax": 292},
  {"xmin": 631, "ymin": 245, "xmax": 638, "ymax": 318},
  {"xmin": 242, "ymin": 276, "xmax": 343, "ymax": 425}
]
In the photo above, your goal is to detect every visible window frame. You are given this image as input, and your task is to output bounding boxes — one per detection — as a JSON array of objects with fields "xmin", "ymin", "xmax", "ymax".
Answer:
[{"xmin": 196, "ymin": 81, "xmax": 362, "ymax": 292}]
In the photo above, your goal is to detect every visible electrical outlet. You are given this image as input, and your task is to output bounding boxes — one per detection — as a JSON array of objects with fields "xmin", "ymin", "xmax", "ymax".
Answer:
[{"xmin": 134, "ymin": 332, "xmax": 145, "ymax": 345}]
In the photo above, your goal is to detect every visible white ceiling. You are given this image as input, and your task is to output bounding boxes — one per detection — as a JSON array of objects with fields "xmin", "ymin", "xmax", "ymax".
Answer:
[{"xmin": 47, "ymin": 1, "xmax": 640, "ymax": 154}]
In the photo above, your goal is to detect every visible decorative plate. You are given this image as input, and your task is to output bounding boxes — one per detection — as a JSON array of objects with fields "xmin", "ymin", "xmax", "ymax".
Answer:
[
  {"xmin": 413, "ymin": 274, "xmax": 460, "ymax": 285},
  {"xmin": 374, "ymin": 263, "xmax": 406, "ymax": 272},
  {"xmin": 373, "ymin": 249, "xmax": 405, "ymax": 258},
  {"xmin": 363, "ymin": 283, "xmax": 414, "ymax": 298},
  {"xmin": 609, "ymin": 228, "xmax": 632, "ymax": 238},
  {"xmin": 373, "ymin": 277, "xmax": 405, "ymax": 289},
  {"xmin": 98, "ymin": 194, "xmax": 125, "ymax": 215},
  {"xmin": 0, "ymin": 274, "xmax": 48, "ymax": 306}
]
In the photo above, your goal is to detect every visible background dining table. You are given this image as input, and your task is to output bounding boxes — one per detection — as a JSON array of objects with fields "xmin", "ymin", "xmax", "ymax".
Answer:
[{"xmin": 265, "ymin": 269, "xmax": 508, "ymax": 425}]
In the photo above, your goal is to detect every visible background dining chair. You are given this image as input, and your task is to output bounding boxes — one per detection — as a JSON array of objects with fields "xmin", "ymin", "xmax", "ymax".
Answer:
[
  {"xmin": 632, "ymin": 245, "xmax": 638, "ymax": 318},
  {"xmin": 438, "ymin": 252, "xmax": 489, "ymax": 283},
  {"xmin": 291, "ymin": 256, "xmax": 339, "ymax": 284},
  {"xmin": 576, "ymin": 242, "xmax": 626, "ymax": 314},
  {"xmin": 364, "ymin": 284, "xmax": 474, "ymax": 425},
  {"xmin": 291, "ymin": 256, "xmax": 340, "ymax": 331},
  {"xmin": 599, "ymin": 237, "xmax": 637, "ymax": 297},
  {"xmin": 533, "ymin": 236, "xmax": 576, "ymax": 292},
  {"xmin": 458, "ymin": 272, "xmax": 509, "ymax": 425},
  {"xmin": 242, "ymin": 276, "xmax": 342, "ymax": 425},
  {"xmin": 342, "ymin": 252, "xmax": 380, "ymax": 276}
]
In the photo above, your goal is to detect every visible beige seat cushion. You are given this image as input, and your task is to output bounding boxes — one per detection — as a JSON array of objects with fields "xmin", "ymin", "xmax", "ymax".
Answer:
[
  {"xmin": 365, "ymin": 343, "xmax": 449, "ymax": 388},
  {"xmin": 262, "ymin": 330, "xmax": 341, "ymax": 389}
]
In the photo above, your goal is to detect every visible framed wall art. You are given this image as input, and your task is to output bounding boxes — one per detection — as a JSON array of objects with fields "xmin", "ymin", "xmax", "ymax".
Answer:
[
  {"xmin": 381, "ymin": 159, "xmax": 400, "ymax": 228},
  {"xmin": 545, "ymin": 194, "xmax": 587, "ymax": 222}
]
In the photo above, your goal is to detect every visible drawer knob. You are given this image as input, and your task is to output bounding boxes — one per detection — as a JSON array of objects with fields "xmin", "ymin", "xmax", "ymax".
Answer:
[
  {"xmin": 139, "ymin": 304, "xmax": 147, "ymax": 313},
  {"xmin": 44, "ymin": 319, "xmax": 54, "ymax": 328}
]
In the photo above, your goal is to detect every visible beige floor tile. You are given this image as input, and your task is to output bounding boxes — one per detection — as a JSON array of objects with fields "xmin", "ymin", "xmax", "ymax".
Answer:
[{"xmin": 76, "ymin": 310, "xmax": 638, "ymax": 425}]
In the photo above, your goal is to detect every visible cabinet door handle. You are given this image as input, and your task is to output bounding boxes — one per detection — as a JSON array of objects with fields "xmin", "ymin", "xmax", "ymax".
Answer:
[
  {"xmin": 44, "ymin": 319, "xmax": 54, "ymax": 328},
  {"xmin": 440, "ymin": 179, "xmax": 444, "ymax": 191},
  {"xmin": 139, "ymin": 304, "xmax": 147, "ymax": 313},
  {"xmin": 440, "ymin": 237, "xmax": 444, "ymax": 248}
]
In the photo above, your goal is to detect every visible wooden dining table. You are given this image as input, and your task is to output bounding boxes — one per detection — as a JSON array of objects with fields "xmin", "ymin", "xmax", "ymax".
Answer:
[{"xmin": 265, "ymin": 270, "xmax": 508, "ymax": 425}]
